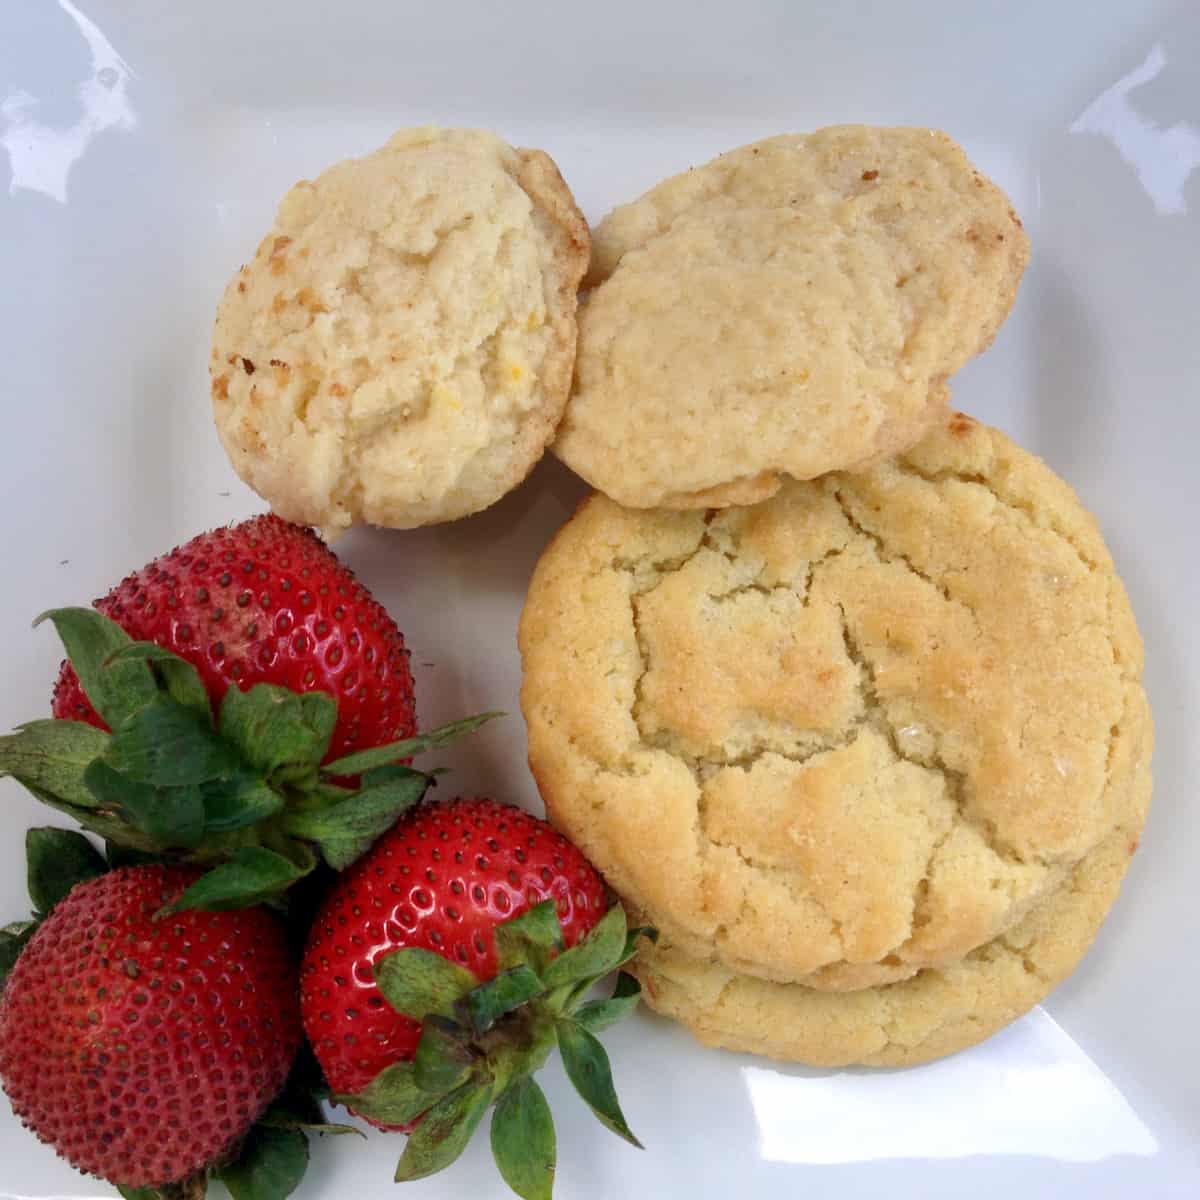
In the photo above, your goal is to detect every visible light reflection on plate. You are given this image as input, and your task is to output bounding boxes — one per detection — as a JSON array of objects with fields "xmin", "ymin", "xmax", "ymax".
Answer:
[
  {"xmin": 1070, "ymin": 43, "xmax": 1200, "ymax": 216},
  {"xmin": 1, "ymin": 0, "xmax": 134, "ymax": 204},
  {"xmin": 743, "ymin": 1008, "xmax": 1157, "ymax": 1165}
]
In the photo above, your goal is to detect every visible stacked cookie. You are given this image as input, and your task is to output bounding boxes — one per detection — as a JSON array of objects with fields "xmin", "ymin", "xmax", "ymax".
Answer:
[
  {"xmin": 555, "ymin": 127, "xmax": 1026, "ymax": 507},
  {"xmin": 520, "ymin": 129, "xmax": 1152, "ymax": 1066}
]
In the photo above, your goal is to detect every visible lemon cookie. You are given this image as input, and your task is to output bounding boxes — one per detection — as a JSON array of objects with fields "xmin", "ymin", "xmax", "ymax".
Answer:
[
  {"xmin": 632, "ymin": 764, "xmax": 1150, "ymax": 1067},
  {"xmin": 554, "ymin": 127, "xmax": 1028, "ymax": 508},
  {"xmin": 520, "ymin": 415, "xmax": 1150, "ymax": 992},
  {"xmin": 212, "ymin": 127, "xmax": 589, "ymax": 534}
]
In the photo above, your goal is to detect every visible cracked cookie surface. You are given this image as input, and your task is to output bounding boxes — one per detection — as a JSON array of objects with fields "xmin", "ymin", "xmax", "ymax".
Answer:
[
  {"xmin": 212, "ymin": 127, "xmax": 589, "ymax": 534},
  {"xmin": 631, "ymin": 798, "xmax": 1149, "ymax": 1066},
  {"xmin": 519, "ymin": 415, "xmax": 1150, "ymax": 1010},
  {"xmin": 554, "ymin": 126, "xmax": 1029, "ymax": 509}
]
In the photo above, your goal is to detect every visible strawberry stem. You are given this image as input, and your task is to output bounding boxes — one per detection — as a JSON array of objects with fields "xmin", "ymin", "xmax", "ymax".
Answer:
[
  {"xmin": 2, "ymin": 609, "xmax": 499, "ymax": 908},
  {"xmin": 338, "ymin": 900, "xmax": 654, "ymax": 1199}
]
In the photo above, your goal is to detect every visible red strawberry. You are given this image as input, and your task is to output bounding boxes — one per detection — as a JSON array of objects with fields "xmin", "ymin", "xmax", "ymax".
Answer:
[
  {"xmin": 0, "ymin": 865, "xmax": 301, "ymax": 1188},
  {"xmin": 300, "ymin": 798, "xmax": 650, "ymax": 1199},
  {"xmin": 302, "ymin": 798, "xmax": 607, "ymax": 1098},
  {"xmin": 1, "ymin": 520, "xmax": 490, "ymax": 911},
  {"xmin": 52, "ymin": 513, "xmax": 415, "ymax": 764}
]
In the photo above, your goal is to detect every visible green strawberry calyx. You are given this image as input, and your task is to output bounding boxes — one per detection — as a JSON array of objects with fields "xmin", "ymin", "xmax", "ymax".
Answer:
[
  {"xmin": 334, "ymin": 899, "xmax": 658, "ymax": 1200},
  {"xmin": 0, "ymin": 608, "xmax": 499, "ymax": 911},
  {"xmin": 0, "ymin": 825, "xmax": 108, "ymax": 990}
]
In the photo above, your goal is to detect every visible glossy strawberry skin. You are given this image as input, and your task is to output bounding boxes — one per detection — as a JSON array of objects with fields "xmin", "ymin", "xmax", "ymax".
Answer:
[
  {"xmin": 0, "ymin": 866, "xmax": 302, "ymax": 1187},
  {"xmin": 51, "ymin": 514, "xmax": 416, "ymax": 765},
  {"xmin": 300, "ymin": 799, "xmax": 608, "ymax": 1100}
]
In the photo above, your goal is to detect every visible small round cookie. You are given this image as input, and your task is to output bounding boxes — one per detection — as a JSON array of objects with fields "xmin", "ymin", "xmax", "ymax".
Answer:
[
  {"xmin": 212, "ymin": 127, "xmax": 589, "ymax": 534},
  {"xmin": 520, "ymin": 414, "xmax": 1150, "ymax": 991},
  {"xmin": 554, "ymin": 126, "xmax": 1028, "ymax": 509}
]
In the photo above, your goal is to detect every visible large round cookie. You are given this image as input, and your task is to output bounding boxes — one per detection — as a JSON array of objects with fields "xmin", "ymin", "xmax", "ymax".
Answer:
[
  {"xmin": 553, "ymin": 127, "xmax": 1028, "ymax": 509},
  {"xmin": 520, "ymin": 415, "xmax": 1150, "ymax": 992},
  {"xmin": 632, "ymin": 760, "xmax": 1150, "ymax": 1067},
  {"xmin": 212, "ymin": 127, "xmax": 589, "ymax": 535}
]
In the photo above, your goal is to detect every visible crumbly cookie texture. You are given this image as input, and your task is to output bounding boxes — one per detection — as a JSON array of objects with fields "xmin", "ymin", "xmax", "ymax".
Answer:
[
  {"xmin": 519, "ymin": 415, "xmax": 1150, "ymax": 995},
  {"xmin": 211, "ymin": 127, "xmax": 589, "ymax": 535},
  {"xmin": 554, "ymin": 126, "xmax": 1028, "ymax": 508},
  {"xmin": 631, "ymin": 778, "xmax": 1150, "ymax": 1067}
]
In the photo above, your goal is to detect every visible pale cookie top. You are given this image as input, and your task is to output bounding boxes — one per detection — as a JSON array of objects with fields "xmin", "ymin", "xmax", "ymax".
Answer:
[
  {"xmin": 554, "ymin": 127, "xmax": 1028, "ymax": 509},
  {"xmin": 633, "ymin": 772, "xmax": 1150, "ymax": 1068},
  {"xmin": 211, "ymin": 128, "xmax": 589, "ymax": 534},
  {"xmin": 520, "ymin": 415, "xmax": 1148, "ymax": 989}
]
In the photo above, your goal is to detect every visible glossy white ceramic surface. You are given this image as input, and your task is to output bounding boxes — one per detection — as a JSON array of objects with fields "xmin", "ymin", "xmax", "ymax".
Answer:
[{"xmin": 2, "ymin": 1, "xmax": 1198, "ymax": 1196}]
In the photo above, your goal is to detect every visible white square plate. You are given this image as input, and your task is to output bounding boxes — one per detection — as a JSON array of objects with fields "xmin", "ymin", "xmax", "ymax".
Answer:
[{"xmin": 2, "ymin": 2, "xmax": 1198, "ymax": 1197}]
